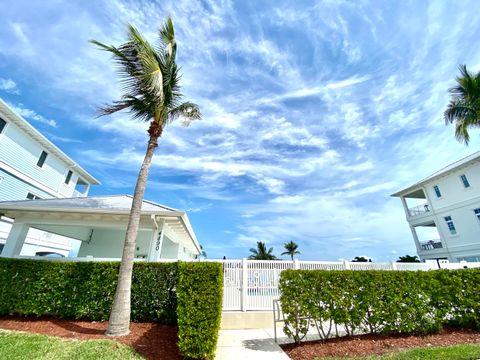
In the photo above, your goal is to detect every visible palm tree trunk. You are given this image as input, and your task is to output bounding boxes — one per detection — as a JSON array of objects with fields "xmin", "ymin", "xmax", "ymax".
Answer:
[{"xmin": 105, "ymin": 132, "xmax": 159, "ymax": 336}]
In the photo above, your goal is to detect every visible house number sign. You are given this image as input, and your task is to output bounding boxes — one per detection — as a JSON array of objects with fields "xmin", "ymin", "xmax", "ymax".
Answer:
[{"xmin": 155, "ymin": 231, "xmax": 162, "ymax": 251}]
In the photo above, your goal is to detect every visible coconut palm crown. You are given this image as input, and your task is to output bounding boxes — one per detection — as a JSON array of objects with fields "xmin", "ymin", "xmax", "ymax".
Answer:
[
  {"xmin": 444, "ymin": 64, "xmax": 480, "ymax": 145},
  {"xmin": 91, "ymin": 18, "xmax": 200, "ymax": 336},
  {"xmin": 249, "ymin": 241, "xmax": 277, "ymax": 260},
  {"xmin": 281, "ymin": 240, "xmax": 300, "ymax": 261}
]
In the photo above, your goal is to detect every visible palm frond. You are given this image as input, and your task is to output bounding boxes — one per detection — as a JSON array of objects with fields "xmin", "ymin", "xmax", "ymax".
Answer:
[{"xmin": 169, "ymin": 102, "xmax": 202, "ymax": 127}]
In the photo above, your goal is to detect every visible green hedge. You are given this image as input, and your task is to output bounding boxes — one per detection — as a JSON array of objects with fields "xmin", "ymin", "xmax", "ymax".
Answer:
[
  {"xmin": 279, "ymin": 269, "xmax": 480, "ymax": 344},
  {"xmin": 0, "ymin": 258, "xmax": 224, "ymax": 359},
  {"xmin": 0, "ymin": 259, "xmax": 179, "ymax": 323},
  {"xmin": 177, "ymin": 262, "xmax": 223, "ymax": 360}
]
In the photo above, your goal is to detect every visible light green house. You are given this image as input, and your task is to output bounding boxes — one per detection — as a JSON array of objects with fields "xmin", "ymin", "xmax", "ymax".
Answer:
[{"xmin": 0, "ymin": 195, "xmax": 201, "ymax": 260}]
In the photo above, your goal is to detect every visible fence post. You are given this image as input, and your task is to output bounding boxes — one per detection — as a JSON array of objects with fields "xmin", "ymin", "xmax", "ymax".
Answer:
[
  {"xmin": 390, "ymin": 261, "xmax": 397, "ymax": 270},
  {"xmin": 241, "ymin": 258, "xmax": 248, "ymax": 312},
  {"xmin": 343, "ymin": 260, "xmax": 350, "ymax": 270},
  {"xmin": 293, "ymin": 258, "xmax": 300, "ymax": 270}
]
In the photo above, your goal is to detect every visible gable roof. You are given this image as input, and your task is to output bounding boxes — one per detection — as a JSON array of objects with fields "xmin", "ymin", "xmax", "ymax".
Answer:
[
  {"xmin": 392, "ymin": 151, "xmax": 480, "ymax": 197},
  {"xmin": 0, "ymin": 98, "xmax": 100, "ymax": 185}
]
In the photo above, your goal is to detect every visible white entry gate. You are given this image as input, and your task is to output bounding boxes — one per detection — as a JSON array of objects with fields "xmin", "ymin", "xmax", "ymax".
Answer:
[{"xmin": 218, "ymin": 259, "xmax": 480, "ymax": 311}]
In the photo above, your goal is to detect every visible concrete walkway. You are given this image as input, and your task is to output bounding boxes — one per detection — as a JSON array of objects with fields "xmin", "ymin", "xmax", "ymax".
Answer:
[{"xmin": 215, "ymin": 328, "xmax": 291, "ymax": 360}]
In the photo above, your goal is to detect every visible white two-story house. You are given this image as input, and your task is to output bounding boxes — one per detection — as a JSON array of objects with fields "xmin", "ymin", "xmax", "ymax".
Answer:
[
  {"xmin": 392, "ymin": 152, "xmax": 480, "ymax": 262},
  {"xmin": 0, "ymin": 98, "xmax": 100, "ymax": 256}
]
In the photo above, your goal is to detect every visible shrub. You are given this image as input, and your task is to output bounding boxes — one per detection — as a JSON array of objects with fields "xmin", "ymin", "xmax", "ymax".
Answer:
[
  {"xmin": 177, "ymin": 262, "xmax": 223, "ymax": 359},
  {"xmin": 0, "ymin": 258, "xmax": 224, "ymax": 359},
  {"xmin": 279, "ymin": 269, "xmax": 480, "ymax": 343},
  {"xmin": 0, "ymin": 258, "xmax": 178, "ymax": 323}
]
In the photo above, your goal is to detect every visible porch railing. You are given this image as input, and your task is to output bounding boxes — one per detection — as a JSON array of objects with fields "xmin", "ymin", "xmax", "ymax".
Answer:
[
  {"xmin": 408, "ymin": 203, "xmax": 431, "ymax": 217},
  {"xmin": 419, "ymin": 239, "xmax": 443, "ymax": 250}
]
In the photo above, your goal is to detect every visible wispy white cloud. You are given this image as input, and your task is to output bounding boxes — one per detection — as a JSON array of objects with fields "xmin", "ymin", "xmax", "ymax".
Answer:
[
  {"xmin": 0, "ymin": 78, "xmax": 19, "ymax": 94},
  {"xmin": 8, "ymin": 103, "xmax": 57, "ymax": 127}
]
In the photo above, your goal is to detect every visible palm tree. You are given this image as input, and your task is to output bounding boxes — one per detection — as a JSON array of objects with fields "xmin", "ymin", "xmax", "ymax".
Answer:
[
  {"xmin": 249, "ymin": 242, "xmax": 277, "ymax": 260},
  {"xmin": 281, "ymin": 240, "xmax": 300, "ymax": 261},
  {"xmin": 351, "ymin": 256, "xmax": 370, "ymax": 262},
  {"xmin": 444, "ymin": 64, "xmax": 480, "ymax": 145},
  {"xmin": 91, "ymin": 18, "xmax": 201, "ymax": 336},
  {"xmin": 397, "ymin": 254, "xmax": 420, "ymax": 263}
]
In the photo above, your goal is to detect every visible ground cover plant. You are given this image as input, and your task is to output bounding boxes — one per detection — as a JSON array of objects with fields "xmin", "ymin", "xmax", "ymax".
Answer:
[
  {"xmin": 0, "ymin": 330, "xmax": 143, "ymax": 360},
  {"xmin": 316, "ymin": 344, "xmax": 480, "ymax": 360}
]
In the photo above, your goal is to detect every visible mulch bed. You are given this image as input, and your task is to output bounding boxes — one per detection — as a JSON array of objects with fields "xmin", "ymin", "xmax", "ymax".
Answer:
[
  {"xmin": 282, "ymin": 328, "xmax": 480, "ymax": 359},
  {"xmin": 0, "ymin": 316, "xmax": 181, "ymax": 360}
]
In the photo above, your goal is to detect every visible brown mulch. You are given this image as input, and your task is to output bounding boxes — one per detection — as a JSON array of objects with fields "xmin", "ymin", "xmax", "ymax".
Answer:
[
  {"xmin": 282, "ymin": 328, "xmax": 480, "ymax": 359},
  {"xmin": 0, "ymin": 316, "xmax": 181, "ymax": 360}
]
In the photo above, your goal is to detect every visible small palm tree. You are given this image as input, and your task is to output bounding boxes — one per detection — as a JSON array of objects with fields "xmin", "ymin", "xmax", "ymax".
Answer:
[
  {"xmin": 281, "ymin": 241, "xmax": 300, "ymax": 261},
  {"xmin": 444, "ymin": 64, "xmax": 480, "ymax": 145},
  {"xmin": 352, "ymin": 256, "xmax": 370, "ymax": 262},
  {"xmin": 249, "ymin": 242, "xmax": 277, "ymax": 260},
  {"xmin": 397, "ymin": 255, "xmax": 420, "ymax": 263},
  {"xmin": 91, "ymin": 18, "xmax": 201, "ymax": 336}
]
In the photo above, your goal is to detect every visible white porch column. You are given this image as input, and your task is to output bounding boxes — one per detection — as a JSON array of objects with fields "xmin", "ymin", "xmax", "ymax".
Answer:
[
  {"xmin": 400, "ymin": 196, "xmax": 410, "ymax": 218},
  {"xmin": 1, "ymin": 222, "xmax": 29, "ymax": 257},
  {"xmin": 410, "ymin": 225, "xmax": 421, "ymax": 253},
  {"xmin": 148, "ymin": 219, "xmax": 164, "ymax": 261}
]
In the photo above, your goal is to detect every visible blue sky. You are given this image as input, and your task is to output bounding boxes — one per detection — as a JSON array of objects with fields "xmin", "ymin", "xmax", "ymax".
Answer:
[{"xmin": 1, "ymin": 0, "xmax": 480, "ymax": 261}]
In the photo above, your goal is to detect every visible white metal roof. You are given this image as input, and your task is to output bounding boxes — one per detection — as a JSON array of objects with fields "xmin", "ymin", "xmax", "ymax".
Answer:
[
  {"xmin": 0, "ymin": 195, "xmax": 201, "ymax": 254},
  {"xmin": 0, "ymin": 98, "xmax": 100, "ymax": 185},
  {"xmin": 0, "ymin": 194, "xmax": 176, "ymax": 213},
  {"xmin": 392, "ymin": 151, "xmax": 480, "ymax": 197}
]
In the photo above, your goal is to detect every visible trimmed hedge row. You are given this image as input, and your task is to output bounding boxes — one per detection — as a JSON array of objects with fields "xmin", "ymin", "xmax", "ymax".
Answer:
[
  {"xmin": 177, "ymin": 262, "xmax": 223, "ymax": 359},
  {"xmin": 279, "ymin": 269, "xmax": 480, "ymax": 344},
  {"xmin": 0, "ymin": 259, "xmax": 178, "ymax": 323},
  {"xmin": 0, "ymin": 258, "xmax": 223, "ymax": 359}
]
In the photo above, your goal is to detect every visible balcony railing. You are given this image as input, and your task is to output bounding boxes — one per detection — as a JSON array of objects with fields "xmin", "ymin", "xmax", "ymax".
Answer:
[
  {"xmin": 408, "ymin": 203, "xmax": 431, "ymax": 217},
  {"xmin": 419, "ymin": 239, "xmax": 443, "ymax": 251}
]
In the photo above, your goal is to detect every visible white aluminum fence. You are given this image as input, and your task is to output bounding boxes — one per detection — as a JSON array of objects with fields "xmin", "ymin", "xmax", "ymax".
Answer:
[{"xmin": 217, "ymin": 259, "xmax": 480, "ymax": 311}]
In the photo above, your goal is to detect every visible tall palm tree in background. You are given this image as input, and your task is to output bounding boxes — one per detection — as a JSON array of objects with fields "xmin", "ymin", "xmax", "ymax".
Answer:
[
  {"xmin": 281, "ymin": 240, "xmax": 300, "ymax": 261},
  {"xmin": 444, "ymin": 64, "xmax": 480, "ymax": 145},
  {"xmin": 249, "ymin": 241, "xmax": 277, "ymax": 260},
  {"xmin": 91, "ymin": 18, "xmax": 201, "ymax": 336}
]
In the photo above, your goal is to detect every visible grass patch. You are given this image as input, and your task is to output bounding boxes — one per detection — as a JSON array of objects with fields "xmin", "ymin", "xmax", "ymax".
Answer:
[
  {"xmin": 0, "ymin": 330, "xmax": 143, "ymax": 360},
  {"xmin": 316, "ymin": 343, "xmax": 480, "ymax": 360}
]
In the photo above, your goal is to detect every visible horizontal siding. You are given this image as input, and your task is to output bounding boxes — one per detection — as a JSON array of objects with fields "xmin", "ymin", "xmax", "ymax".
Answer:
[
  {"xmin": 0, "ymin": 169, "xmax": 53, "ymax": 201},
  {"xmin": 0, "ymin": 118, "xmax": 79, "ymax": 197}
]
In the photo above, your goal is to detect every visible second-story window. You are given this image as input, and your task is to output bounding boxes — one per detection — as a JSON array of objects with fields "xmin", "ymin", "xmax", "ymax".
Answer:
[
  {"xmin": 65, "ymin": 170, "xmax": 73, "ymax": 184},
  {"xmin": 460, "ymin": 174, "xmax": 470, "ymax": 188},
  {"xmin": 474, "ymin": 208, "xmax": 480, "ymax": 222},
  {"xmin": 433, "ymin": 185, "xmax": 442, "ymax": 198},
  {"xmin": 37, "ymin": 151, "xmax": 48, "ymax": 168},
  {"xmin": 444, "ymin": 216, "xmax": 456, "ymax": 235},
  {"xmin": 26, "ymin": 192, "xmax": 42, "ymax": 200},
  {"xmin": 0, "ymin": 118, "xmax": 6, "ymax": 134}
]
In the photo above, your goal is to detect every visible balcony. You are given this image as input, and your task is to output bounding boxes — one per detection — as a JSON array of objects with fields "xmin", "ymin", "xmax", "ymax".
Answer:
[
  {"xmin": 419, "ymin": 239, "xmax": 443, "ymax": 250},
  {"xmin": 408, "ymin": 203, "xmax": 431, "ymax": 217}
]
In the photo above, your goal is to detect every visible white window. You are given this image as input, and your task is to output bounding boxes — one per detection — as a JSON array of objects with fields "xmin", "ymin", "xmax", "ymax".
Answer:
[
  {"xmin": 65, "ymin": 170, "xmax": 73, "ymax": 184},
  {"xmin": 460, "ymin": 174, "xmax": 470, "ymax": 188},
  {"xmin": 26, "ymin": 192, "xmax": 42, "ymax": 200},
  {"xmin": 444, "ymin": 216, "xmax": 456, "ymax": 235},
  {"xmin": 474, "ymin": 208, "xmax": 480, "ymax": 222},
  {"xmin": 0, "ymin": 118, "xmax": 6, "ymax": 134},
  {"xmin": 37, "ymin": 151, "xmax": 48, "ymax": 168}
]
